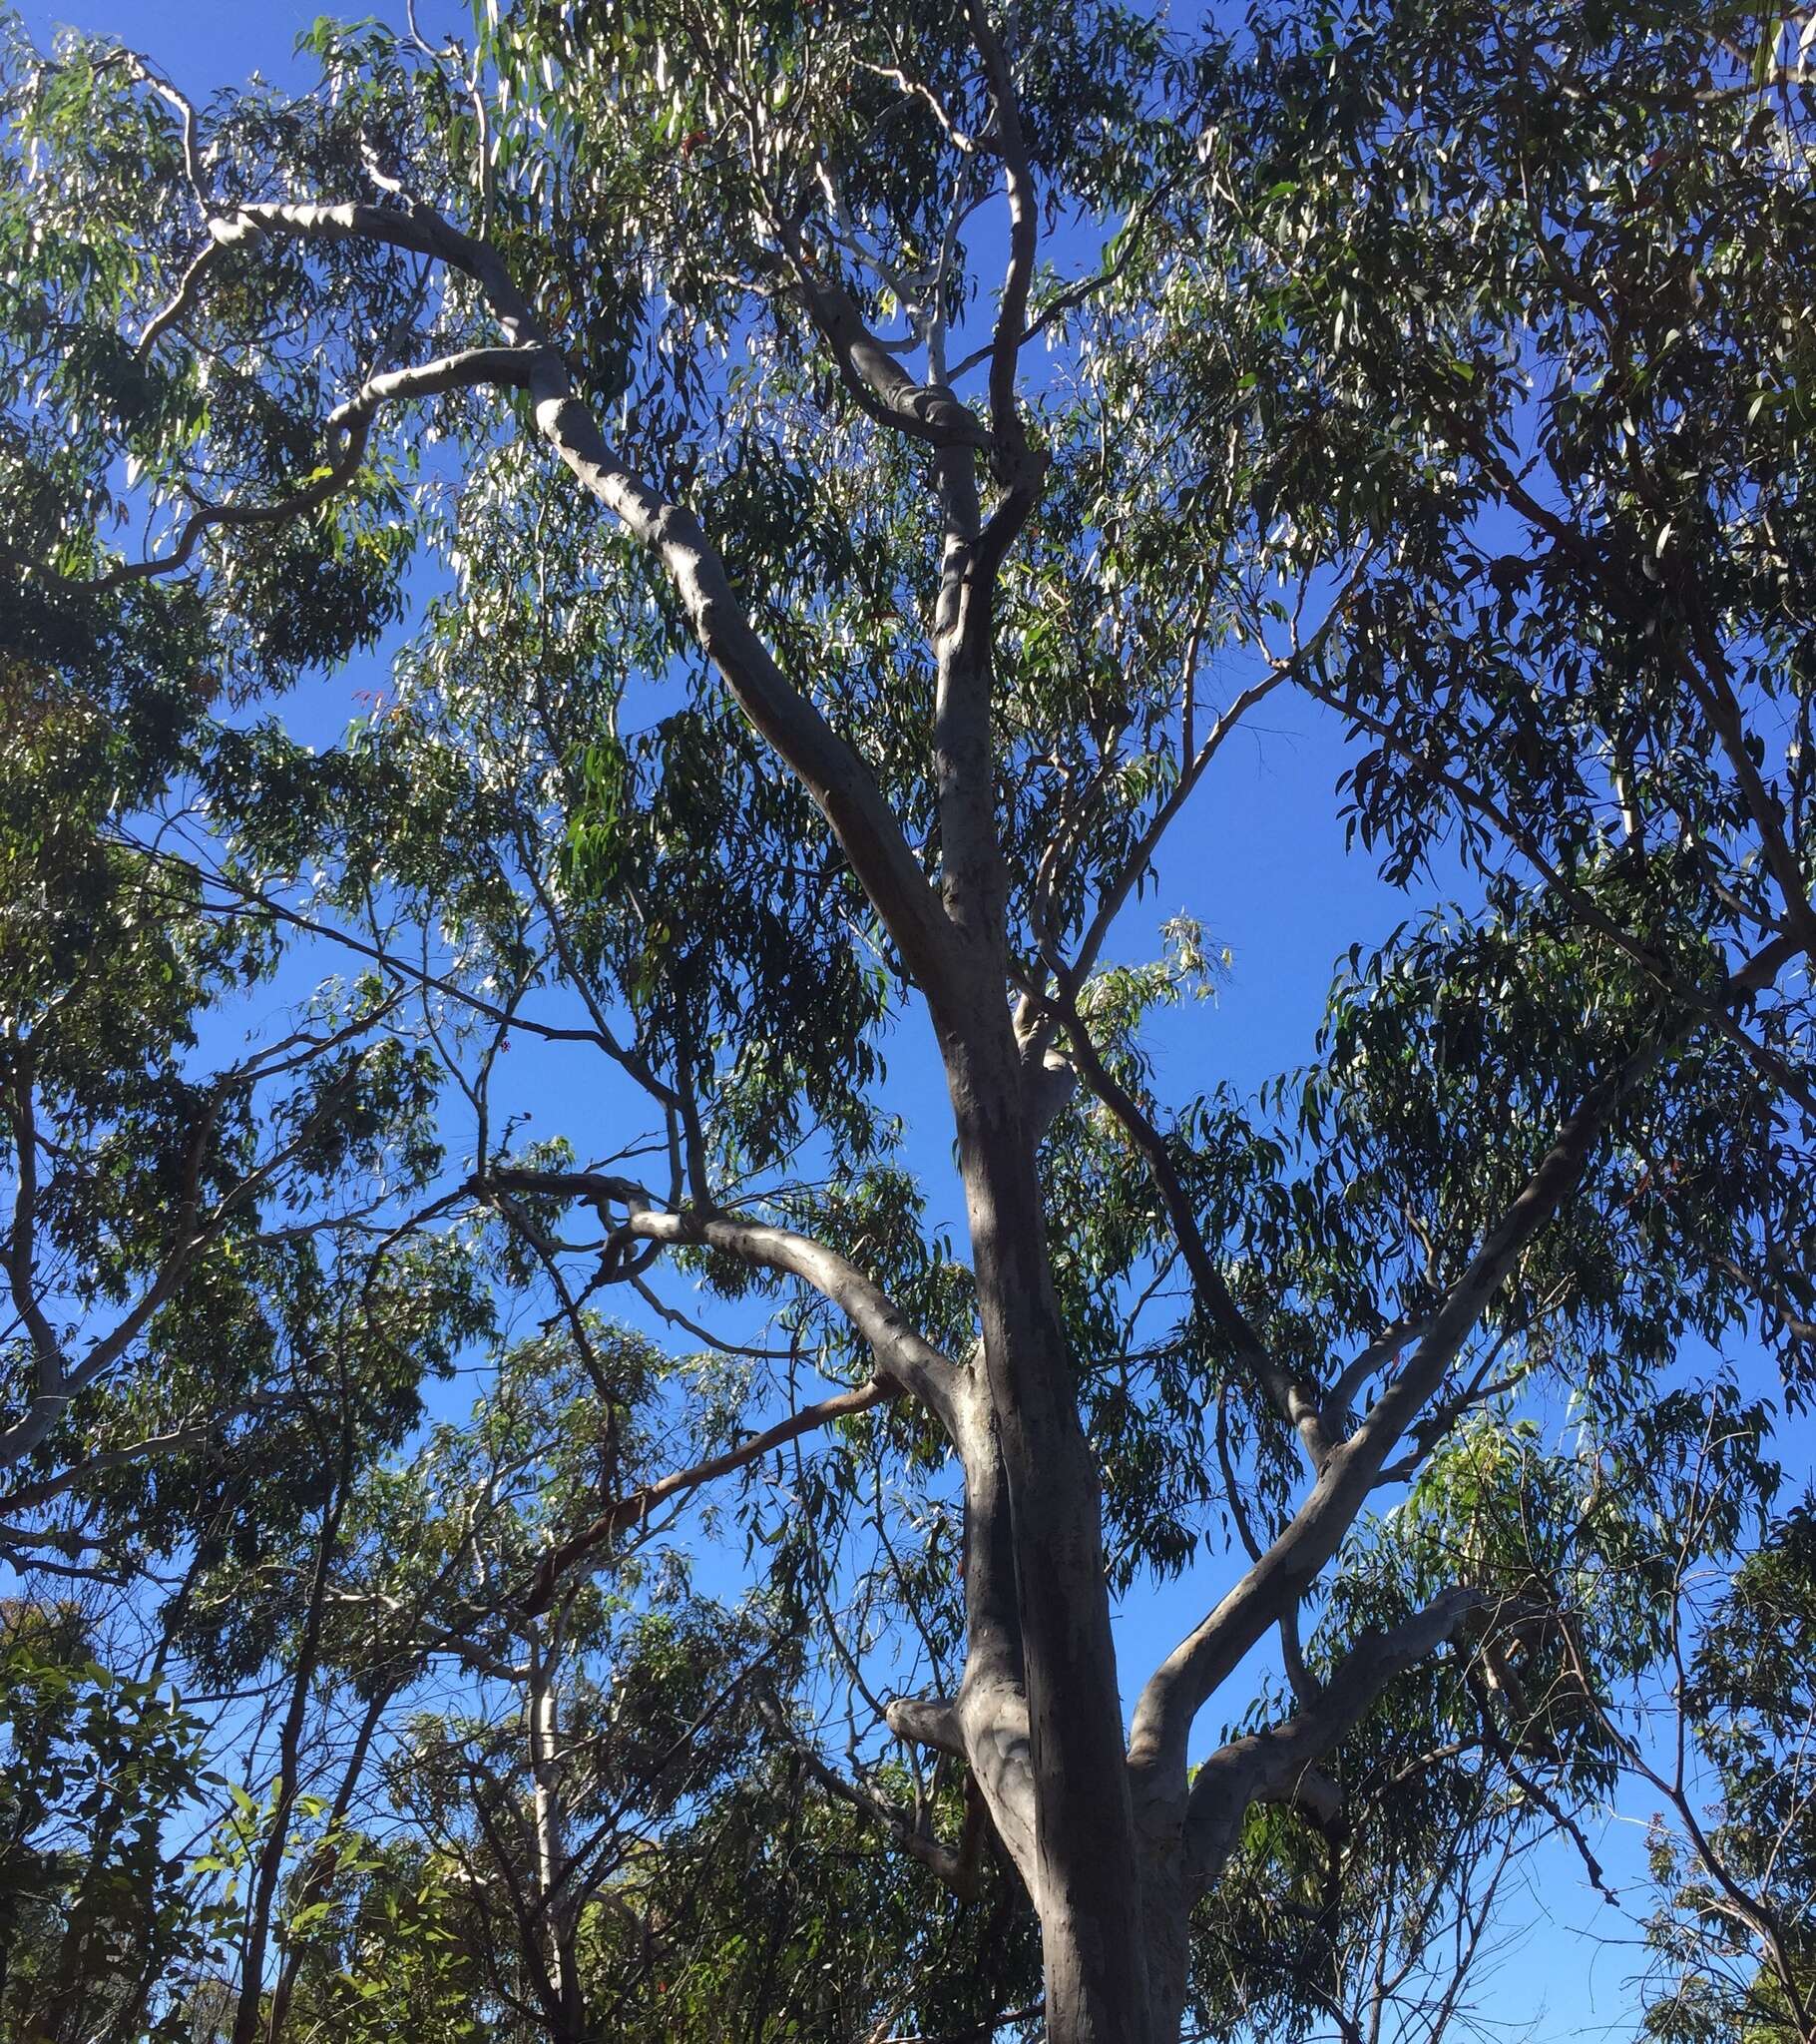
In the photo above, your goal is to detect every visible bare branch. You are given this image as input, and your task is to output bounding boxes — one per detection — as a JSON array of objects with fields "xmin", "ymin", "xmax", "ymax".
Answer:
[
  {"xmin": 1064, "ymin": 669, "xmax": 1288, "ymax": 997},
  {"xmin": 1183, "ymin": 1586, "xmax": 1496, "ymax": 1882},
  {"xmin": 482, "ymin": 1168, "xmax": 960, "ymax": 1424},
  {"xmin": 100, "ymin": 51, "xmax": 210, "ymax": 210},
  {"xmin": 43, "ymin": 346, "xmax": 541, "ymax": 593},
  {"xmin": 1129, "ymin": 1030, "xmax": 1670, "ymax": 1794},
  {"xmin": 781, "ymin": 228, "xmax": 989, "ymax": 452},
  {"xmin": 525, "ymin": 1377, "xmax": 894, "ymax": 1615},
  {"xmin": 766, "ymin": 1705, "xmax": 983, "ymax": 1900},
  {"xmin": 947, "ymin": 167, "xmax": 1182, "ymax": 382},
  {"xmin": 1041, "ymin": 993, "xmax": 1331, "ymax": 1464},
  {"xmin": 0, "ymin": 1395, "xmax": 291, "ymax": 1518},
  {"xmin": 962, "ymin": 0, "xmax": 1037, "ymax": 469}
]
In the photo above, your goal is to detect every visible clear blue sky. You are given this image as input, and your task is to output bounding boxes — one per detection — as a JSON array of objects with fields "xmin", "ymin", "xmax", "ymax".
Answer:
[{"xmin": 14, "ymin": 2, "xmax": 1737, "ymax": 2034}]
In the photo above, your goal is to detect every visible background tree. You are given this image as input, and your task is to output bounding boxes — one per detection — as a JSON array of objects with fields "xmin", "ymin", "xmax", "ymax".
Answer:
[
  {"xmin": 0, "ymin": 1593, "xmax": 225, "ymax": 2044},
  {"xmin": 1620, "ymin": 1490, "xmax": 1815, "ymax": 2043},
  {"xmin": 313, "ymin": 1324, "xmax": 780, "ymax": 2044}
]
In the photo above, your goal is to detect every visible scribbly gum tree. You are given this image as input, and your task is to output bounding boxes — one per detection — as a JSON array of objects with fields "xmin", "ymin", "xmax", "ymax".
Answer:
[{"xmin": 4, "ymin": 1, "xmax": 1814, "ymax": 2038}]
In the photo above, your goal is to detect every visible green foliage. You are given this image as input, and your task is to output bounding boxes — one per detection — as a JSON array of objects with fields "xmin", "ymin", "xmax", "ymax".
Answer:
[
  {"xmin": 607, "ymin": 1756, "xmax": 1039, "ymax": 2041},
  {"xmin": 1639, "ymin": 1494, "xmax": 1816, "ymax": 2042},
  {"xmin": 0, "ymin": 1606, "xmax": 228, "ymax": 2044},
  {"xmin": 1172, "ymin": 0, "xmax": 1816, "ymax": 1384},
  {"xmin": 2, "ymin": 0, "xmax": 1813, "ymax": 2036}
]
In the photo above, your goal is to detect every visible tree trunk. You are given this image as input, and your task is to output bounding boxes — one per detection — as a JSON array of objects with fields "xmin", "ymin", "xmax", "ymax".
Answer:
[
  {"xmin": 940, "ymin": 998, "xmax": 1154, "ymax": 2044},
  {"xmin": 1135, "ymin": 1832, "xmax": 1195, "ymax": 2044},
  {"xmin": 527, "ymin": 1636, "xmax": 583, "ymax": 2038}
]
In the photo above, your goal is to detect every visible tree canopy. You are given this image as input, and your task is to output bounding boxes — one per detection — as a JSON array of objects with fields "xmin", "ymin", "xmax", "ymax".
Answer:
[{"xmin": 2, "ymin": 1, "xmax": 1813, "ymax": 2040}]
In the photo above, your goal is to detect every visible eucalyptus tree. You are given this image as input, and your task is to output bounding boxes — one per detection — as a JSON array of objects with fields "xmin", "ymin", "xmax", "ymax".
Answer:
[
  {"xmin": 0, "ymin": 1594, "xmax": 222, "ymax": 2044},
  {"xmin": 0, "ymin": 609, "xmax": 457, "ymax": 1567},
  {"xmin": 3, "ymin": 1, "xmax": 1813, "ymax": 2041},
  {"xmin": 0, "ymin": 1223, "xmax": 492, "ymax": 2044},
  {"xmin": 310, "ymin": 1323, "xmax": 779, "ymax": 2044},
  {"xmin": 1622, "ymin": 1488, "xmax": 1815, "ymax": 2044},
  {"xmin": 0, "ymin": 20, "xmax": 449, "ymax": 1534},
  {"xmin": 246, "ymin": 1315, "xmax": 1028, "ymax": 2044}
]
